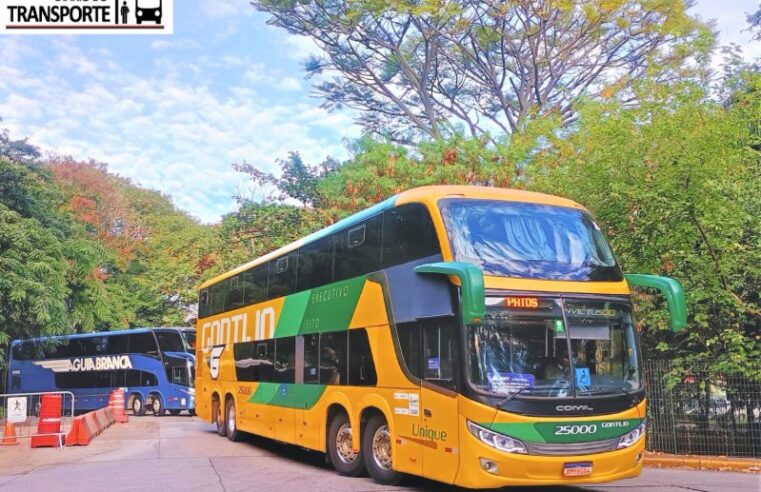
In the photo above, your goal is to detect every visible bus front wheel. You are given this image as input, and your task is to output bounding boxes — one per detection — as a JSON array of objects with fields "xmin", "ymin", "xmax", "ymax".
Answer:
[
  {"xmin": 131, "ymin": 394, "xmax": 146, "ymax": 416},
  {"xmin": 327, "ymin": 413, "xmax": 366, "ymax": 477},
  {"xmin": 225, "ymin": 397, "xmax": 241, "ymax": 442},
  {"xmin": 363, "ymin": 415, "xmax": 402, "ymax": 486}
]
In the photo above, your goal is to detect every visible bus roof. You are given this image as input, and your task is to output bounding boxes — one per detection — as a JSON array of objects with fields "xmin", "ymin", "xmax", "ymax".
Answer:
[
  {"xmin": 10, "ymin": 326, "xmax": 192, "ymax": 345},
  {"xmin": 200, "ymin": 185, "xmax": 585, "ymax": 290}
]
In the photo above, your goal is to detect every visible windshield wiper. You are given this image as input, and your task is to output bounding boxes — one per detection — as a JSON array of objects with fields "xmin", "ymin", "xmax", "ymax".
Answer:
[
  {"xmin": 577, "ymin": 386, "xmax": 633, "ymax": 397},
  {"xmin": 497, "ymin": 386, "xmax": 533, "ymax": 407}
]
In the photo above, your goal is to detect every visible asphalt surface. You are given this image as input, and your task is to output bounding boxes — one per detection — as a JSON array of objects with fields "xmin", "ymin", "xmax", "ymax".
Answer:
[{"xmin": 0, "ymin": 416, "xmax": 758, "ymax": 492}]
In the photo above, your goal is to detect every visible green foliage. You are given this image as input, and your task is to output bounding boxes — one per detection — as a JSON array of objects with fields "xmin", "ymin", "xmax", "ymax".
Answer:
[{"xmin": 237, "ymin": 74, "xmax": 761, "ymax": 379}]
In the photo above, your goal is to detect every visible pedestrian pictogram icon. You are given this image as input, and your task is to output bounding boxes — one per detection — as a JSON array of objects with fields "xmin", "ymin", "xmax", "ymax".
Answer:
[{"xmin": 7, "ymin": 397, "xmax": 27, "ymax": 423}]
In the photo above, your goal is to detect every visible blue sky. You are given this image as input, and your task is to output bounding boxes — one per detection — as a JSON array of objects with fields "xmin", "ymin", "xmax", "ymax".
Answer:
[{"xmin": 0, "ymin": 0, "xmax": 758, "ymax": 223}]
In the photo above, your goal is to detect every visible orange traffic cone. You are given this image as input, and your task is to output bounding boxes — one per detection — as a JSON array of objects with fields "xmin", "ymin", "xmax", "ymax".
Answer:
[{"xmin": 1, "ymin": 422, "xmax": 19, "ymax": 445}]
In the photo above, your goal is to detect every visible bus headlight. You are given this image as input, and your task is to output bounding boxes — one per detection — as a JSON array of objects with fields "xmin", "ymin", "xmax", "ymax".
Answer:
[
  {"xmin": 137, "ymin": 10, "xmax": 142, "ymax": 16},
  {"xmin": 156, "ymin": 10, "xmax": 161, "ymax": 16},
  {"xmin": 467, "ymin": 420, "xmax": 527, "ymax": 454},
  {"xmin": 617, "ymin": 422, "xmax": 646, "ymax": 449}
]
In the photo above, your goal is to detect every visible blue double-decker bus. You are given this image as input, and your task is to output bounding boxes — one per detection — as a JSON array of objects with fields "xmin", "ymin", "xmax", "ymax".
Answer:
[{"xmin": 7, "ymin": 327, "xmax": 195, "ymax": 416}]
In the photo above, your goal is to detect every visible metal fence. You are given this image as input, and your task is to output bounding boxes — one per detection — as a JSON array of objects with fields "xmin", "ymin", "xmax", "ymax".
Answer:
[
  {"xmin": 644, "ymin": 360, "xmax": 761, "ymax": 458},
  {"xmin": 0, "ymin": 391, "xmax": 76, "ymax": 446}
]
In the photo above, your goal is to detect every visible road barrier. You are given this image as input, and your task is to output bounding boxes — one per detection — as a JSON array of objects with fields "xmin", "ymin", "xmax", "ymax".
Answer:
[
  {"xmin": 0, "ymin": 391, "xmax": 75, "ymax": 448},
  {"xmin": 109, "ymin": 388, "xmax": 129, "ymax": 423},
  {"xmin": 65, "ymin": 389, "xmax": 124, "ymax": 446},
  {"xmin": 31, "ymin": 393, "xmax": 65, "ymax": 448}
]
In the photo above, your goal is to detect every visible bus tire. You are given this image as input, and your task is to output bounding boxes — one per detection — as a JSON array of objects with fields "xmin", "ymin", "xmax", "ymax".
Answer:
[
  {"xmin": 363, "ymin": 414, "xmax": 402, "ymax": 486},
  {"xmin": 213, "ymin": 396, "xmax": 225, "ymax": 436},
  {"xmin": 151, "ymin": 394, "xmax": 164, "ymax": 416},
  {"xmin": 327, "ymin": 413, "xmax": 366, "ymax": 477},
  {"xmin": 131, "ymin": 394, "xmax": 146, "ymax": 416},
  {"xmin": 225, "ymin": 397, "xmax": 241, "ymax": 442}
]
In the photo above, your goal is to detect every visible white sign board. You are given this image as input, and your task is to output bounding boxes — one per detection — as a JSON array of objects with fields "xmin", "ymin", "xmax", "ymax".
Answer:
[{"xmin": 7, "ymin": 396, "xmax": 27, "ymax": 423}]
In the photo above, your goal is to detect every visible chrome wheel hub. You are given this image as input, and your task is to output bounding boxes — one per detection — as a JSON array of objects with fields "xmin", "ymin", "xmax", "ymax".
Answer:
[
  {"xmin": 335, "ymin": 423, "xmax": 358, "ymax": 464},
  {"xmin": 372, "ymin": 425, "xmax": 392, "ymax": 470},
  {"xmin": 228, "ymin": 405, "xmax": 235, "ymax": 433}
]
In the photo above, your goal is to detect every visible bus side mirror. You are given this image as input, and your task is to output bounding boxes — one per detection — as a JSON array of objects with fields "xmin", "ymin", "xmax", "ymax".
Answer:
[
  {"xmin": 624, "ymin": 274, "xmax": 688, "ymax": 332},
  {"xmin": 415, "ymin": 262, "xmax": 485, "ymax": 325}
]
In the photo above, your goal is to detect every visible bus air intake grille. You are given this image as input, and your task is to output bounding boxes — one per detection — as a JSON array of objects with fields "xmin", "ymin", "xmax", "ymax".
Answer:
[{"xmin": 525, "ymin": 436, "xmax": 620, "ymax": 456}]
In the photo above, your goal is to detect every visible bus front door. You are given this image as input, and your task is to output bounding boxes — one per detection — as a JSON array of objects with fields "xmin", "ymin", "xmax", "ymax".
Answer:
[{"xmin": 419, "ymin": 318, "xmax": 460, "ymax": 484}]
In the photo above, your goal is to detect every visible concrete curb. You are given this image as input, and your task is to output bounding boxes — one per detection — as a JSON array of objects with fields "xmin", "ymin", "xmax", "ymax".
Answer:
[{"xmin": 644, "ymin": 452, "xmax": 761, "ymax": 473}]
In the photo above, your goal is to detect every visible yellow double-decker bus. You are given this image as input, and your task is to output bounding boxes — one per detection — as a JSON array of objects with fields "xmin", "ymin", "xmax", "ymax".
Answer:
[{"xmin": 195, "ymin": 185, "xmax": 686, "ymax": 488}]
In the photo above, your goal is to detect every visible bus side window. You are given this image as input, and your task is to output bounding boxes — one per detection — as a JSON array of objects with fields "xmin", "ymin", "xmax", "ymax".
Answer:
[
  {"xmin": 141, "ymin": 371, "xmax": 156, "ymax": 387},
  {"xmin": 128, "ymin": 332, "xmax": 159, "ymax": 357},
  {"xmin": 209, "ymin": 282, "xmax": 227, "ymax": 317},
  {"xmin": 297, "ymin": 236, "xmax": 334, "ymax": 291},
  {"xmin": 107, "ymin": 334, "xmax": 129, "ymax": 355},
  {"xmin": 334, "ymin": 214, "xmax": 382, "ymax": 282},
  {"xmin": 244, "ymin": 265, "xmax": 268, "ymax": 306},
  {"xmin": 303, "ymin": 334, "xmax": 319, "ymax": 384},
  {"xmin": 422, "ymin": 318, "xmax": 459, "ymax": 391},
  {"xmin": 319, "ymin": 332, "xmax": 347, "ymax": 385},
  {"xmin": 397, "ymin": 321, "xmax": 423, "ymax": 379},
  {"xmin": 257, "ymin": 340, "xmax": 275, "ymax": 382},
  {"xmin": 269, "ymin": 252, "xmax": 298, "ymax": 299},
  {"xmin": 349, "ymin": 329, "xmax": 377, "ymax": 386},
  {"xmin": 199, "ymin": 290, "xmax": 210, "ymax": 318},
  {"xmin": 126, "ymin": 369, "xmax": 141, "ymax": 387},
  {"xmin": 227, "ymin": 275, "xmax": 244, "ymax": 310},
  {"xmin": 382, "ymin": 204, "xmax": 440, "ymax": 268},
  {"xmin": 273, "ymin": 337, "xmax": 295, "ymax": 384}
]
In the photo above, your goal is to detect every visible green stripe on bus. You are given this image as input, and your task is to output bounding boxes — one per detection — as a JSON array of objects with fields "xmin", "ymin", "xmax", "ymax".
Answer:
[
  {"xmin": 271, "ymin": 277, "xmax": 366, "ymax": 338},
  {"xmin": 299, "ymin": 277, "xmax": 366, "ymax": 334},
  {"xmin": 248, "ymin": 383, "xmax": 327, "ymax": 409},
  {"xmin": 486, "ymin": 418, "xmax": 643, "ymax": 444},
  {"xmin": 275, "ymin": 291, "xmax": 312, "ymax": 337}
]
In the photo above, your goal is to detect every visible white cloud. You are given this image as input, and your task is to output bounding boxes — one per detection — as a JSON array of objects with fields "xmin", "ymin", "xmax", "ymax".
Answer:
[
  {"xmin": 200, "ymin": 0, "xmax": 248, "ymax": 20},
  {"xmin": 278, "ymin": 77, "xmax": 302, "ymax": 91},
  {"xmin": 282, "ymin": 35, "xmax": 324, "ymax": 61},
  {"xmin": 150, "ymin": 39, "xmax": 201, "ymax": 50},
  {"xmin": 690, "ymin": 0, "xmax": 761, "ymax": 64},
  {"xmin": 0, "ymin": 39, "xmax": 356, "ymax": 224}
]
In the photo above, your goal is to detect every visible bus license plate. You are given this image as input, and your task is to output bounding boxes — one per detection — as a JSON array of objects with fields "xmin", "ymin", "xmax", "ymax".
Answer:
[{"xmin": 563, "ymin": 462, "xmax": 593, "ymax": 477}]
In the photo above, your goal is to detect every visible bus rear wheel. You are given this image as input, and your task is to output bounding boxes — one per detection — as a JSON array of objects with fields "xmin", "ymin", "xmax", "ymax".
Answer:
[
  {"xmin": 327, "ymin": 413, "xmax": 366, "ymax": 477},
  {"xmin": 363, "ymin": 415, "xmax": 402, "ymax": 486},
  {"xmin": 150, "ymin": 394, "xmax": 164, "ymax": 416},
  {"xmin": 131, "ymin": 394, "xmax": 146, "ymax": 416},
  {"xmin": 225, "ymin": 398, "xmax": 241, "ymax": 442}
]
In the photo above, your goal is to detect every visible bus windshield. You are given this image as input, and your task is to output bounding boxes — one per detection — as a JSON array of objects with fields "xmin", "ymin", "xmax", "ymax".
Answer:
[
  {"xmin": 181, "ymin": 330, "xmax": 196, "ymax": 352},
  {"xmin": 468, "ymin": 297, "xmax": 641, "ymax": 399},
  {"xmin": 440, "ymin": 199, "xmax": 622, "ymax": 281}
]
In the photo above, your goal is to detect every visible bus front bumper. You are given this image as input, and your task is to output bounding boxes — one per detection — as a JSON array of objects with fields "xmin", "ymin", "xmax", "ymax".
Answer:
[{"xmin": 454, "ymin": 434, "xmax": 645, "ymax": 488}]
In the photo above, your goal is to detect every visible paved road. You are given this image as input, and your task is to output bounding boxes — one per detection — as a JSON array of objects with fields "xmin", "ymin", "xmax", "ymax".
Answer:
[{"xmin": 0, "ymin": 417, "xmax": 757, "ymax": 491}]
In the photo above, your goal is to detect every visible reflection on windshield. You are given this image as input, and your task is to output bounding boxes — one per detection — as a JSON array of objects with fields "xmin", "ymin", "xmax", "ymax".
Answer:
[
  {"xmin": 470, "ymin": 298, "xmax": 573, "ymax": 398},
  {"xmin": 440, "ymin": 199, "xmax": 622, "ymax": 281},
  {"xmin": 468, "ymin": 297, "xmax": 641, "ymax": 399}
]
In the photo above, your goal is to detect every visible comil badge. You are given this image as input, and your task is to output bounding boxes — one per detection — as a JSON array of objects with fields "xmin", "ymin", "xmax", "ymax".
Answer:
[{"xmin": 1, "ymin": 0, "xmax": 174, "ymax": 34}]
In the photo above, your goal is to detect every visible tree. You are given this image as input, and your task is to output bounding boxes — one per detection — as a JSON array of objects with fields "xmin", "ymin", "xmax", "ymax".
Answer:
[
  {"xmin": 749, "ymin": 6, "xmax": 761, "ymax": 41},
  {"xmin": 253, "ymin": 0, "xmax": 712, "ymax": 142},
  {"xmin": 528, "ymin": 78, "xmax": 761, "ymax": 377},
  {"xmin": 233, "ymin": 151, "xmax": 338, "ymax": 207}
]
